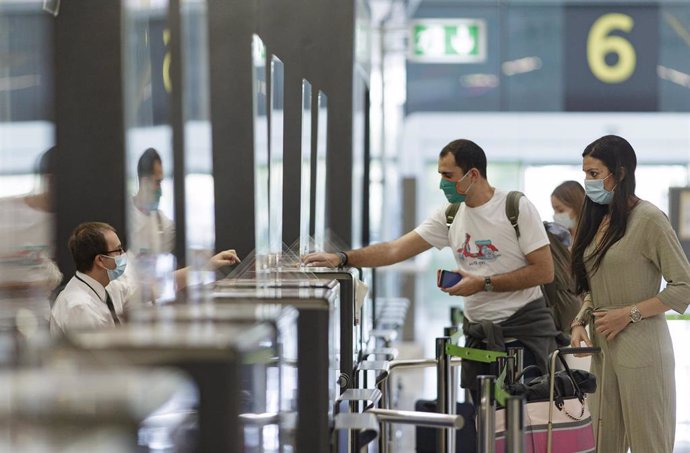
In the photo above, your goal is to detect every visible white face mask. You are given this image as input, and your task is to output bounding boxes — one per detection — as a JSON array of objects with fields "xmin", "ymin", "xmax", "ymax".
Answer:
[{"xmin": 553, "ymin": 212, "xmax": 576, "ymax": 230}]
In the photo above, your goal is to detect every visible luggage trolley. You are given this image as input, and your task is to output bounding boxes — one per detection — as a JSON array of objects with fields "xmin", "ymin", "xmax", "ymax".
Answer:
[
  {"xmin": 451, "ymin": 345, "xmax": 604, "ymax": 453},
  {"xmin": 547, "ymin": 347, "xmax": 604, "ymax": 453}
]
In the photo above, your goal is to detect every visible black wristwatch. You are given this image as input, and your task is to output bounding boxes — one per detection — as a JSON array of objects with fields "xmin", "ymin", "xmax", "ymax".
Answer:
[
  {"xmin": 335, "ymin": 251, "xmax": 349, "ymax": 268},
  {"xmin": 483, "ymin": 276, "xmax": 494, "ymax": 292}
]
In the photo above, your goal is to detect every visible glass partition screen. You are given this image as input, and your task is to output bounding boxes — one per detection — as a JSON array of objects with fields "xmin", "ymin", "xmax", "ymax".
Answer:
[
  {"xmin": 269, "ymin": 56, "xmax": 284, "ymax": 257},
  {"xmin": 299, "ymin": 80, "xmax": 313, "ymax": 256},
  {"xmin": 313, "ymin": 91, "xmax": 328, "ymax": 251},
  {"xmin": 252, "ymin": 35, "xmax": 270, "ymax": 272}
]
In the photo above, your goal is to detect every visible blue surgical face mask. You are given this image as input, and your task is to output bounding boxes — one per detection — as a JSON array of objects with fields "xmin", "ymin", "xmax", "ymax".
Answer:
[
  {"xmin": 440, "ymin": 172, "xmax": 472, "ymax": 204},
  {"xmin": 585, "ymin": 174, "xmax": 615, "ymax": 205},
  {"xmin": 147, "ymin": 187, "xmax": 162, "ymax": 211},
  {"xmin": 103, "ymin": 253, "xmax": 127, "ymax": 281},
  {"xmin": 553, "ymin": 212, "xmax": 576, "ymax": 230}
]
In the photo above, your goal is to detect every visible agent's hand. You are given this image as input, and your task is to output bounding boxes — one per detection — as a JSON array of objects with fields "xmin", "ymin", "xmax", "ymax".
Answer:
[
  {"xmin": 210, "ymin": 249, "xmax": 241, "ymax": 269},
  {"xmin": 440, "ymin": 270, "xmax": 483, "ymax": 297},
  {"xmin": 302, "ymin": 252, "xmax": 340, "ymax": 268},
  {"xmin": 570, "ymin": 325, "xmax": 593, "ymax": 356},
  {"xmin": 593, "ymin": 307, "xmax": 629, "ymax": 341}
]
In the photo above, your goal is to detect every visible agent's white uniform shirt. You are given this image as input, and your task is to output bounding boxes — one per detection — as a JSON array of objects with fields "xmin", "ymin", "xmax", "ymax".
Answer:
[
  {"xmin": 127, "ymin": 198, "xmax": 175, "ymax": 255},
  {"xmin": 415, "ymin": 190, "xmax": 549, "ymax": 323},
  {"xmin": 50, "ymin": 271, "xmax": 130, "ymax": 336}
]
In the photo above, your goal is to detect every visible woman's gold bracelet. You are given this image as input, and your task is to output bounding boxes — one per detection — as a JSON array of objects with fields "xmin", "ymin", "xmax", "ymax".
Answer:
[{"xmin": 570, "ymin": 318, "xmax": 586, "ymax": 329}]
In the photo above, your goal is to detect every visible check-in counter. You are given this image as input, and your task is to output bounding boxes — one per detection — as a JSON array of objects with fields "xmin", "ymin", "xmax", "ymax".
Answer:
[
  {"xmin": 127, "ymin": 303, "xmax": 299, "ymax": 450},
  {"xmin": 219, "ymin": 268, "xmax": 364, "ymax": 390},
  {"xmin": 298, "ymin": 267, "xmax": 365, "ymax": 390},
  {"xmin": 60, "ymin": 322, "xmax": 277, "ymax": 453},
  {"xmin": 212, "ymin": 283, "xmax": 339, "ymax": 453},
  {"xmin": 0, "ymin": 367, "xmax": 194, "ymax": 452}
]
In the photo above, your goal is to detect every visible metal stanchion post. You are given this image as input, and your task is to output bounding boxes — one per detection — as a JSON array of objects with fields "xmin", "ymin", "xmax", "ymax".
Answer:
[
  {"xmin": 505, "ymin": 356, "xmax": 516, "ymax": 385},
  {"xmin": 376, "ymin": 379, "xmax": 390, "ymax": 453},
  {"xmin": 477, "ymin": 375, "xmax": 496, "ymax": 453},
  {"xmin": 381, "ymin": 376, "xmax": 393, "ymax": 453},
  {"xmin": 443, "ymin": 327, "xmax": 458, "ymax": 423},
  {"xmin": 505, "ymin": 395, "xmax": 524, "ymax": 453},
  {"xmin": 436, "ymin": 337, "xmax": 454, "ymax": 453},
  {"xmin": 496, "ymin": 357, "xmax": 506, "ymax": 381},
  {"xmin": 507, "ymin": 347, "xmax": 524, "ymax": 382}
]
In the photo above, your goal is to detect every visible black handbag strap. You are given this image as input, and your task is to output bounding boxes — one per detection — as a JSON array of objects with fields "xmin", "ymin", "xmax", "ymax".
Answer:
[
  {"xmin": 513, "ymin": 351, "xmax": 586, "ymax": 405},
  {"xmin": 514, "ymin": 365, "xmax": 542, "ymax": 382},
  {"xmin": 556, "ymin": 349, "xmax": 585, "ymax": 401}
]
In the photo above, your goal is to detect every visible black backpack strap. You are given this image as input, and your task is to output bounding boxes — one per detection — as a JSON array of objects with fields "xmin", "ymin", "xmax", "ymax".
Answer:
[
  {"xmin": 505, "ymin": 191, "xmax": 524, "ymax": 239},
  {"xmin": 445, "ymin": 203, "xmax": 460, "ymax": 229}
]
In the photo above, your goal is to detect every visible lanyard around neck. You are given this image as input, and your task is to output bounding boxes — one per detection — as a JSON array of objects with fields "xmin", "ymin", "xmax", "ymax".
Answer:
[{"xmin": 74, "ymin": 275, "xmax": 121, "ymax": 324}]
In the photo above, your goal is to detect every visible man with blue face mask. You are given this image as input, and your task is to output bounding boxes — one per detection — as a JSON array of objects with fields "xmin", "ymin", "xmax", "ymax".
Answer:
[
  {"xmin": 50, "ymin": 222, "xmax": 241, "ymax": 335},
  {"xmin": 304, "ymin": 139, "xmax": 561, "ymax": 399},
  {"xmin": 51, "ymin": 222, "xmax": 131, "ymax": 334},
  {"xmin": 129, "ymin": 148, "xmax": 175, "ymax": 255}
]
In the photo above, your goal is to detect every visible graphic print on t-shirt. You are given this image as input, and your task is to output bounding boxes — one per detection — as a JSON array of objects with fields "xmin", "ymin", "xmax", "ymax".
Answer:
[{"xmin": 457, "ymin": 233, "xmax": 500, "ymax": 261}]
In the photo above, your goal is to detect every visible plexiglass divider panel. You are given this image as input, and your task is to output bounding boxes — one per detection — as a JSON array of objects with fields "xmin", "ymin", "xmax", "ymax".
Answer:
[
  {"xmin": 181, "ymin": 0, "xmax": 216, "ymax": 304},
  {"xmin": 0, "ymin": 2, "xmax": 56, "ymax": 362},
  {"xmin": 299, "ymin": 80, "xmax": 313, "ymax": 260},
  {"xmin": 252, "ymin": 35, "xmax": 270, "ymax": 281},
  {"xmin": 269, "ymin": 56, "xmax": 285, "ymax": 267},
  {"xmin": 122, "ymin": 0, "xmax": 177, "ymax": 304},
  {"xmin": 313, "ymin": 91, "xmax": 328, "ymax": 252},
  {"xmin": 350, "ymin": 75, "xmax": 367, "ymax": 250}
]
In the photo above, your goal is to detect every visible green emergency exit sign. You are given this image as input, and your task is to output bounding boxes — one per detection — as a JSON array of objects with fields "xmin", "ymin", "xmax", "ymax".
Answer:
[{"xmin": 409, "ymin": 19, "xmax": 486, "ymax": 63}]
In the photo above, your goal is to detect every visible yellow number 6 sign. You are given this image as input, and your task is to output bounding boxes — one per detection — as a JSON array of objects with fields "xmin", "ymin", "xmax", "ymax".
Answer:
[{"xmin": 587, "ymin": 13, "xmax": 636, "ymax": 84}]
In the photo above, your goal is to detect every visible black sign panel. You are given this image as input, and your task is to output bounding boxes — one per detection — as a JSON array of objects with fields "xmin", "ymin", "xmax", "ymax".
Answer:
[{"xmin": 564, "ymin": 5, "xmax": 659, "ymax": 111}]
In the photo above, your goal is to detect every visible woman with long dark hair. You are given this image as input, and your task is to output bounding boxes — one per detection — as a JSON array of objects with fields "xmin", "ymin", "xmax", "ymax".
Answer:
[{"xmin": 570, "ymin": 135, "xmax": 690, "ymax": 452}]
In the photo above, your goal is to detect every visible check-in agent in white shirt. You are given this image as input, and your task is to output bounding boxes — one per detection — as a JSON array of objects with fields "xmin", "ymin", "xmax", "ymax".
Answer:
[
  {"xmin": 50, "ymin": 222, "xmax": 242, "ymax": 336},
  {"xmin": 50, "ymin": 223, "xmax": 132, "ymax": 336},
  {"xmin": 50, "ymin": 271, "xmax": 130, "ymax": 335}
]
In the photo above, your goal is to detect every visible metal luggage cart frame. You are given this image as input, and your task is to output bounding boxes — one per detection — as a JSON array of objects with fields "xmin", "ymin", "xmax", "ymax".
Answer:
[{"xmin": 547, "ymin": 347, "xmax": 604, "ymax": 453}]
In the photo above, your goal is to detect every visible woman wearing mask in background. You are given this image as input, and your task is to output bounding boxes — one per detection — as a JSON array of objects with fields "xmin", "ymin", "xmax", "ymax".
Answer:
[
  {"xmin": 550, "ymin": 180, "xmax": 588, "ymax": 370},
  {"xmin": 570, "ymin": 135, "xmax": 690, "ymax": 453},
  {"xmin": 551, "ymin": 180, "xmax": 585, "ymax": 247}
]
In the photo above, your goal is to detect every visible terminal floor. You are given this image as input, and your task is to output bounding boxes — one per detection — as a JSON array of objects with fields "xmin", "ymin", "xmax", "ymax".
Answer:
[{"xmin": 389, "ymin": 305, "xmax": 690, "ymax": 453}]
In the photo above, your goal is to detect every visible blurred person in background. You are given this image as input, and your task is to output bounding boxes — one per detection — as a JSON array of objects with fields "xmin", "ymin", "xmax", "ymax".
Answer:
[
  {"xmin": 551, "ymin": 180, "xmax": 585, "ymax": 248},
  {"xmin": 0, "ymin": 146, "xmax": 62, "ymax": 292},
  {"xmin": 129, "ymin": 148, "xmax": 175, "ymax": 256},
  {"xmin": 549, "ymin": 180, "xmax": 588, "ymax": 369},
  {"xmin": 570, "ymin": 135, "xmax": 690, "ymax": 452}
]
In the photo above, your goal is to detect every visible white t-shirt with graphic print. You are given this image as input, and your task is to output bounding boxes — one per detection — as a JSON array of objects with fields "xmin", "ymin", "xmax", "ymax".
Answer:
[{"xmin": 415, "ymin": 190, "xmax": 549, "ymax": 323}]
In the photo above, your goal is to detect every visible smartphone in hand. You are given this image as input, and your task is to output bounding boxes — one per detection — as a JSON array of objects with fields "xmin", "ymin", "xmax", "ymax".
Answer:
[{"xmin": 437, "ymin": 269, "xmax": 462, "ymax": 288}]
